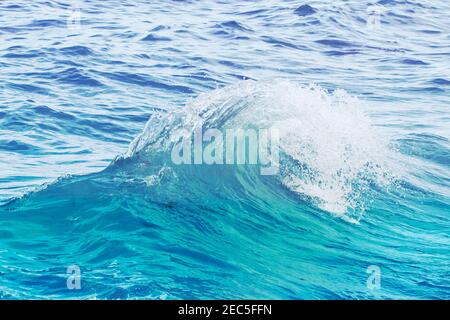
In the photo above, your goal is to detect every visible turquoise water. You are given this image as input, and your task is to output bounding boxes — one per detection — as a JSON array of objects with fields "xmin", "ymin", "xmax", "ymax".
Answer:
[{"xmin": 0, "ymin": 1, "xmax": 449, "ymax": 299}]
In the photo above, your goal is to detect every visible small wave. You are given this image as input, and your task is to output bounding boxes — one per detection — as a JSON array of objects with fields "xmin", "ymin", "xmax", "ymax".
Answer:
[
  {"xmin": 59, "ymin": 46, "xmax": 95, "ymax": 56},
  {"xmin": 431, "ymin": 78, "xmax": 450, "ymax": 85},
  {"xmin": 215, "ymin": 21, "xmax": 252, "ymax": 32},
  {"xmin": 57, "ymin": 67, "xmax": 104, "ymax": 87},
  {"xmin": 294, "ymin": 5, "xmax": 317, "ymax": 17},
  {"xmin": 401, "ymin": 58, "xmax": 428, "ymax": 65},
  {"xmin": 141, "ymin": 34, "xmax": 172, "ymax": 42},
  {"xmin": 316, "ymin": 39, "xmax": 358, "ymax": 48},
  {"xmin": 27, "ymin": 19, "xmax": 66, "ymax": 28}
]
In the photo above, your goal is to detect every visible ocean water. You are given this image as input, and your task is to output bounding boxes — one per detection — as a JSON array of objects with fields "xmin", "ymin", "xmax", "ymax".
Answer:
[{"xmin": 0, "ymin": 0, "xmax": 449, "ymax": 299}]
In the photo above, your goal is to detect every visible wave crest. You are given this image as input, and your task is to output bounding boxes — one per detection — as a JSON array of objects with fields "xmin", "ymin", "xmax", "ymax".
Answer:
[{"xmin": 122, "ymin": 80, "xmax": 393, "ymax": 221}]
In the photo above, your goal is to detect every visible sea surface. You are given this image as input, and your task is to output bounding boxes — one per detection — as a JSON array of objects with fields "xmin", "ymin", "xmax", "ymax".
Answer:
[{"xmin": 0, "ymin": 0, "xmax": 449, "ymax": 299}]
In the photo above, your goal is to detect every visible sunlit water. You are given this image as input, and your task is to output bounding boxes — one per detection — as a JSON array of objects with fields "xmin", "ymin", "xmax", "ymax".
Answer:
[{"xmin": 0, "ymin": 0, "xmax": 449, "ymax": 299}]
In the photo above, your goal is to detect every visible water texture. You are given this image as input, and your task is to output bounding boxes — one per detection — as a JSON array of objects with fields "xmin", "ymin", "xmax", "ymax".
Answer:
[{"xmin": 0, "ymin": 0, "xmax": 449, "ymax": 299}]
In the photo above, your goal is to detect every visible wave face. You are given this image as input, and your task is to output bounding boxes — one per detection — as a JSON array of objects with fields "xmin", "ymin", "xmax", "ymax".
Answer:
[{"xmin": 1, "ymin": 1, "xmax": 449, "ymax": 299}]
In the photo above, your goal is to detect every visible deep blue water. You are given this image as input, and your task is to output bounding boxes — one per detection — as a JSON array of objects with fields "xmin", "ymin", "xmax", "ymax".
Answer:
[{"xmin": 0, "ymin": 0, "xmax": 449, "ymax": 299}]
